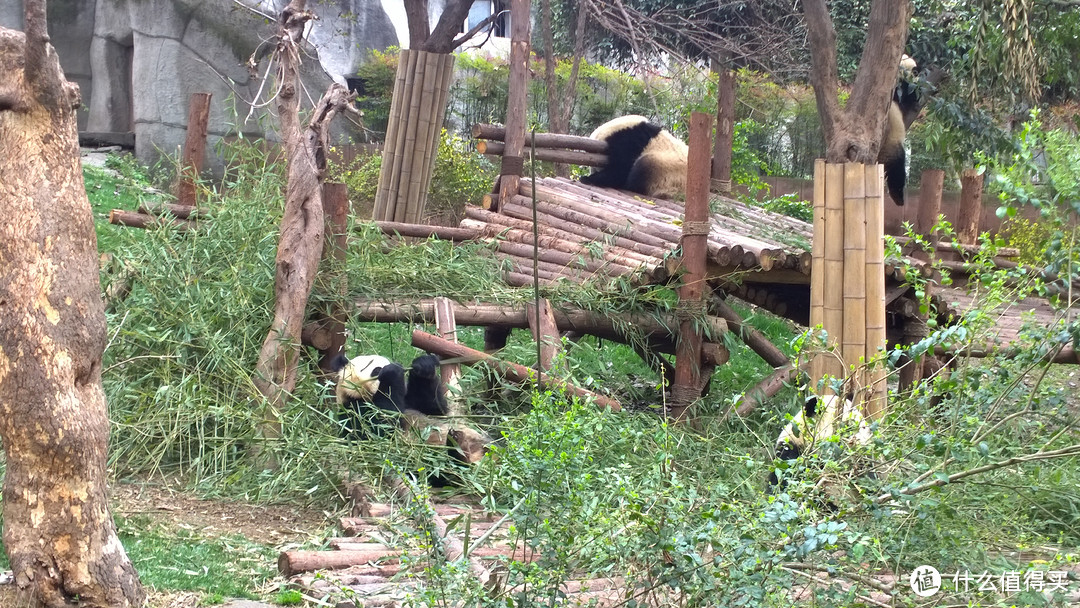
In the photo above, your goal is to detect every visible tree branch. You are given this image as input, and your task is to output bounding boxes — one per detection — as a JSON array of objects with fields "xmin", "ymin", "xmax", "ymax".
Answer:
[
  {"xmin": 874, "ymin": 444, "xmax": 1080, "ymax": 504},
  {"xmin": 403, "ymin": 0, "xmax": 431, "ymax": 50},
  {"xmin": 425, "ymin": 0, "xmax": 475, "ymax": 53},
  {"xmin": 801, "ymin": 0, "xmax": 841, "ymax": 146},
  {"xmin": 451, "ymin": 10, "xmax": 506, "ymax": 50}
]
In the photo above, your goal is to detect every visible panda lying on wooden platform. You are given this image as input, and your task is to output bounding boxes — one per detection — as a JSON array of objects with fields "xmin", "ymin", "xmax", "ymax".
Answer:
[{"xmin": 579, "ymin": 115, "xmax": 689, "ymax": 199}]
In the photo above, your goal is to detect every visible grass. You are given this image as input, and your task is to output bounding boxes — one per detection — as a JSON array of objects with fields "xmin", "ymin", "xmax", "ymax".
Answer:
[{"xmin": 116, "ymin": 516, "xmax": 274, "ymax": 600}]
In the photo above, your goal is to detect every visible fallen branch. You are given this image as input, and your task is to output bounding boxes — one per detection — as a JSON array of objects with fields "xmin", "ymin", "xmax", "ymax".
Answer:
[
  {"xmin": 411, "ymin": 330, "xmax": 622, "ymax": 411},
  {"xmin": 108, "ymin": 209, "xmax": 194, "ymax": 231},
  {"xmin": 874, "ymin": 443, "xmax": 1080, "ymax": 504}
]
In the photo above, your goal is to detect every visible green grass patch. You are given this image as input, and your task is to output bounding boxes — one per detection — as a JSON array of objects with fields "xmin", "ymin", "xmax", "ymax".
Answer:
[{"xmin": 117, "ymin": 516, "xmax": 274, "ymax": 600}]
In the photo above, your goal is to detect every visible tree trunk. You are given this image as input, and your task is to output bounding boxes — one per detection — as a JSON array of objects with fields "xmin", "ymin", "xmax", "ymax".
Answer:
[
  {"xmin": 541, "ymin": 0, "xmax": 588, "ymax": 177},
  {"xmin": 0, "ymin": 3, "xmax": 144, "ymax": 606},
  {"xmin": 251, "ymin": 1, "xmax": 352, "ymax": 449}
]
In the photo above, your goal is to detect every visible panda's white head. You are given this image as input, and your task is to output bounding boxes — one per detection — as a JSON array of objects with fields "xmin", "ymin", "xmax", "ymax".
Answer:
[
  {"xmin": 899, "ymin": 54, "xmax": 917, "ymax": 80},
  {"xmin": 774, "ymin": 394, "xmax": 870, "ymax": 457},
  {"xmin": 334, "ymin": 354, "xmax": 393, "ymax": 404}
]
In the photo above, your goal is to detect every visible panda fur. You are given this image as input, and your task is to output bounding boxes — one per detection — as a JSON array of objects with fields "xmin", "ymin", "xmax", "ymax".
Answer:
[
  {"xmin": 878, "ymin": 54, "xmax": 921, "ymax": 206},
  {"xmin": 579, "ymin": 115, "xmax": 689, "ymax": 199},
  {"xmin": 405, "ymin": 354, "xmax": 449, "ymax": 417},
  {"xmin": 768, "ymin": 394, "xmax": 871, "ymax": 487},
  {"xmin": 331, "ymin": 353, "xmax": 408, "ymax": 437}
]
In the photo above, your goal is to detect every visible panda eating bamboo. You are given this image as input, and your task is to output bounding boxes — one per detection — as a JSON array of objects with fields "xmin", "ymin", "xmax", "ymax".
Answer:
[{"xmin": 768, "ymin": 393, "xmax": 872, "ymax": 489}]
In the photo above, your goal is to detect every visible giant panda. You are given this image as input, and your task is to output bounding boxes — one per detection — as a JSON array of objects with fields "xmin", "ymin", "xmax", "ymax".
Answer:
[
  {"xmin": 579, "ymin": 115, "xmax": 689, "ymax": 199},
  {"xmin": 879, "ymin": 54, "xmax": 921, "ymax": 206},
  {"xmin": 331, "ymin": 353, "xmax": 409, "ymax": 438},
  {"xmin": 768, "ymin": 393, "xmax": 872, "ymax": 488}
]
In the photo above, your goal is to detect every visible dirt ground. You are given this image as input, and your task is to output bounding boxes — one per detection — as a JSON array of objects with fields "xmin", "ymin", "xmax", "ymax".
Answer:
[{"xmin": 0, "ymin": 479, "xmax": 335, "ymax": 607}]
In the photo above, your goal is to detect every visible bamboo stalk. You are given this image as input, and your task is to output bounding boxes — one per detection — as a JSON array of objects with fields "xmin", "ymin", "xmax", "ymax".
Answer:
[
  {"xmin": 810, "ymin": 160, "xmax": 826, "ymax": 383},
  {"xmin": 401, "ymin": 51, "xmax": 441, "ymax": 223},
  {"xmin": 842, "ymin": 163, "xmax": 867, "ymax": 398},
  {"xmin": 373, "ymin": 48, "xmax": 413, "ymax": 221},
  {"xmin": 394, "ymin": 50, "xmax": 427, "ymax": 223},
  {"xmin": 821, "ymin": 162, "xmax": 846, "ymax": 386},
  {"xmin": 865, "ymin": 164, "xmax": 887, "ymax": 417}
]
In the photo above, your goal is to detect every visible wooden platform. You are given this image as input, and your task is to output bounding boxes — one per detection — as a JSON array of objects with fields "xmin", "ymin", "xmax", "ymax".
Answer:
[{"xmin": 458, "ymin": 177, "xmax": 1075, "ymax": 360}]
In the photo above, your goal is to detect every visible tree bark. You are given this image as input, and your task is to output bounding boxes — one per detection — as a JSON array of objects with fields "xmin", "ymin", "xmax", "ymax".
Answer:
[
  {"xmin": 803, "ymin": 0, "xmax": 911, "ymax": 163},
  {"xmin": 0, "ymin": 2, "xmax": 144, "ymax": 605},
  {"xmin": 541, "ymin": 0, "xmax": 588, "ymax": 177},
  {"xmin": 251, "ymin": 0, "xmax": 351, "ymax": 447}
]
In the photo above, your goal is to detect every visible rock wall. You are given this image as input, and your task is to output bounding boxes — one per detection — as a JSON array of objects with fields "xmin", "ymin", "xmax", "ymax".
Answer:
[{"xmin": 1, "ymin": 0, "xmax": 403, "ymax": 172}]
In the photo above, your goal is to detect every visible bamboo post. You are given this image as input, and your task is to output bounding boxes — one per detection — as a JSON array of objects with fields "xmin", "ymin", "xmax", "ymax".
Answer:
[
  {"xmin": 373, "ymin": 48, "xmax": 415, "ymax": 221},
  {"xmin": 809, "ymin": 159, "xmax": 826, "ymax": 384},
  {"xmin": 498, "ymin": 0, "xmax": 531, "ymax": 207},
  {"xmin": 711, "ymin": 54, "xmax": 734, "ymax": 194},
  {"xmin": 957, "ymin": 168, "xmax": 983, "ymax": 245},
  {"xmin": 400, "ymin": 51, "xmax": 441, "ymax": 223},
  {"xmin": 842, "ymin": 164, "xmax": 867, "ymax": 398},
  {"xmin": 864, "ymin": 164, "xmax": 887, "ymax": 417},
  {"xmin": 316, "ymin": 183, "xmax": 349, "ymax": 374},
  {"xmin": 820, "ymin": 162, "xmax": 846, "ymax": 389},
  {"xmin": 669, "ymin": 112, "xmax": 713, "ymax": 420},
  {"xmin": 176, "ymin": 92, "xmax": 211, "ymax": 207}
]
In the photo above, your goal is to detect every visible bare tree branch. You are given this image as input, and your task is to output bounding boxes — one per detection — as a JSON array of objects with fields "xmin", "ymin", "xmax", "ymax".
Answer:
[
  {"xmin": 425, "ymin": 0, "xmax": 475, "ymax": 53},
  {"xmin": 451, "ymin": 10, "xmax": 507, "ymax": 50},
  {"xmin": 802, "ymin": 0, "xmax": 841, "ymax": 146},
  {"xmin": 403, "ymin": 0, "xmax": 431, "ymax": 50}
]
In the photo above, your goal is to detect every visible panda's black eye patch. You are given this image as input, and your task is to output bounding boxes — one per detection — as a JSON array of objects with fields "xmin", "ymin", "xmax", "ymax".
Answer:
[{"xmin": 371, "ymin": 366, "xmax": 382, "ymax": 376}]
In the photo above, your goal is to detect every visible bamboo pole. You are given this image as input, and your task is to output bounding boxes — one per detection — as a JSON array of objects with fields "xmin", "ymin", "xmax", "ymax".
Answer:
[
  {"xmin": 821, "ymin": 162, "xmax": 846, "ymax": 387},
  {"xmin": 809, "ymin": 159, "xmax": 827, "ymax": 384},
  {"xmin": 401, "ymin": 51, "xmax": 442, "ymax": 223},
  {"xmin": 864, "ymin": 164, "xmax": 887, "ymax": 418},
  {"xmin": 842, "ymin": 164, "xmax": 867, "ymax": 398},
  {"xmin": 373, "ymin": 48, "xmax": 413, "ymax": 221},
  {"xmin": 393, "ymin": 51, "xmax": 426, "ymax": 223}
]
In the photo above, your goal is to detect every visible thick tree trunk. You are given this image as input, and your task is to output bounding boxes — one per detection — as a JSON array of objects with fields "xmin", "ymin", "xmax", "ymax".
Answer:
[
  {"xmin": 251, "ymin": 1, "xmax": 351, "ymax": 446},
  {"xmin": 0, "ymin": 3, "xmax": 144, "ymax": 606}
]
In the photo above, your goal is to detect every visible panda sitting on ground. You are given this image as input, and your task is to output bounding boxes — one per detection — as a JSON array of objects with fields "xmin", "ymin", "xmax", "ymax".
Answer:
[
  {"xmin": 768, "ymin": 393, "xmax": 872, "ymax": 490},
  {"xmin": 330, "ymin": 351, "xmax": 486, "ymax": 486},
  {"xmin": 330, "ymin": 352, "xmax": 449, "ymax": 438},
  {"xmin": 878, "ymin": 54, "xmax": 922, "ymax": 206},
  {"xmin": 579, "ymin": 115, "xmax": 689, "ymax": 199}
]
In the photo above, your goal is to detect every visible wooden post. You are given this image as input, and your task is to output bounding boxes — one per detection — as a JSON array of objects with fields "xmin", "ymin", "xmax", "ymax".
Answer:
[
  {"xmin": 957, "ymin": 168, "xmax": 983, "ymax": 245},
  {"xmin": 669, "ymin": 112, "xmax": 713, "ymax": 420},
  {"xmin": 526, "ymin": 299, "xmax": 560, "ymax": 372},
  {"xmin": 864, "ymin": 164, "xmax": 887, "ymax": 418},
  {"xmin": 498, "ymin": 0, "xmax": 531, "ymax": 207},
  {"xmin": 176, "ymin": 92, "xmax": 211, "ymax": 207},
  {"xmin": 711, "ymin": 54, "xmax": 735, "ymax": 194},
  {"xmin": 433, "ymin": 297, "xmax": 465, "ymax": 416},
  {"xmin": 820, "ymin": 162, "xmax": 846, "ymax": 389},
  {"xmin": 316, "ymin": 183, "xmax": 349, "ymax": 374},
  {"xmin": 809, "ymin": 159, "xmax": 827, "ymax": 384},
  {"xmin": 900, "ymin": 168, "xmax": 943, "ymax": 395}
]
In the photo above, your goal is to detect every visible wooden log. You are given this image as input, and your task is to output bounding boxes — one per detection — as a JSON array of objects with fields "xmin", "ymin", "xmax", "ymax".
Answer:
[
  {"xmin": 316, "ymin": 182, "xmax": 350, "ymax": 374},
  {"xmin": 478, "ymin": 140, "xmax": 607, "ymax": 167},
  {"xmin": 499, "ymin": 200, "xmax": 675, "ymax": 259},
  {"xmin": 79, "ymin": 131, "xmax": 135, "ymax": 148},
  {"xmin": 709, "ymin": 296, "xmax": 789, "ymax": 368},
  {"xmin": 278, "ymin": 550, "xmax": 400, "ymax": 576},
  {"xmin": 137, "ymin": 201, "xmax": 209, "ymax": 220},
  {"xmin": 733, "ymin": 364, "xmax": 801, "ymax": 417},
  {"xmin": 894, "ymin": 235, "xmax": 1018, "ymax": 259},
  {"xmin": 374, "ymin": 220, "xmax": 481, "ymax": 241},
  {"xmin": 412, "ymin": 330, "xmax": 621, "ymax": 410},
  {"xmin": 956, "ymin": 168, "xmax": 984, "ymax": 245},
  {"xmin": 176, "ymin": 92, "xmax": 211, "ymax": 207},
  {"xmin": 670, "ymin": 112, "xmax": 713, "ymax": 419},
  {"xmin": 354, "ymin": 300, "xmax": 726, "ymax": 347},
  {"xmin": 472, "ymin": 124, "xmax": 609, "ymax": 153},
  {"xmin": 916, "ymin": 168, "xmax": 945, "ymax": 244},
  {"xmin": 108, "ymin": 209, "xmax": 193, "ymax": 231}
]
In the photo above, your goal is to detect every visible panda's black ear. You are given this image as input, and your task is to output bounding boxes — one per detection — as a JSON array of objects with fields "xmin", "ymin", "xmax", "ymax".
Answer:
[
  {"xmin": 328, "ymin": 352, "xmax": 349, "ymax": 373},
  {"xmin": 803, "ymin": 395, "xmax": 819, "ymax": 419}
]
